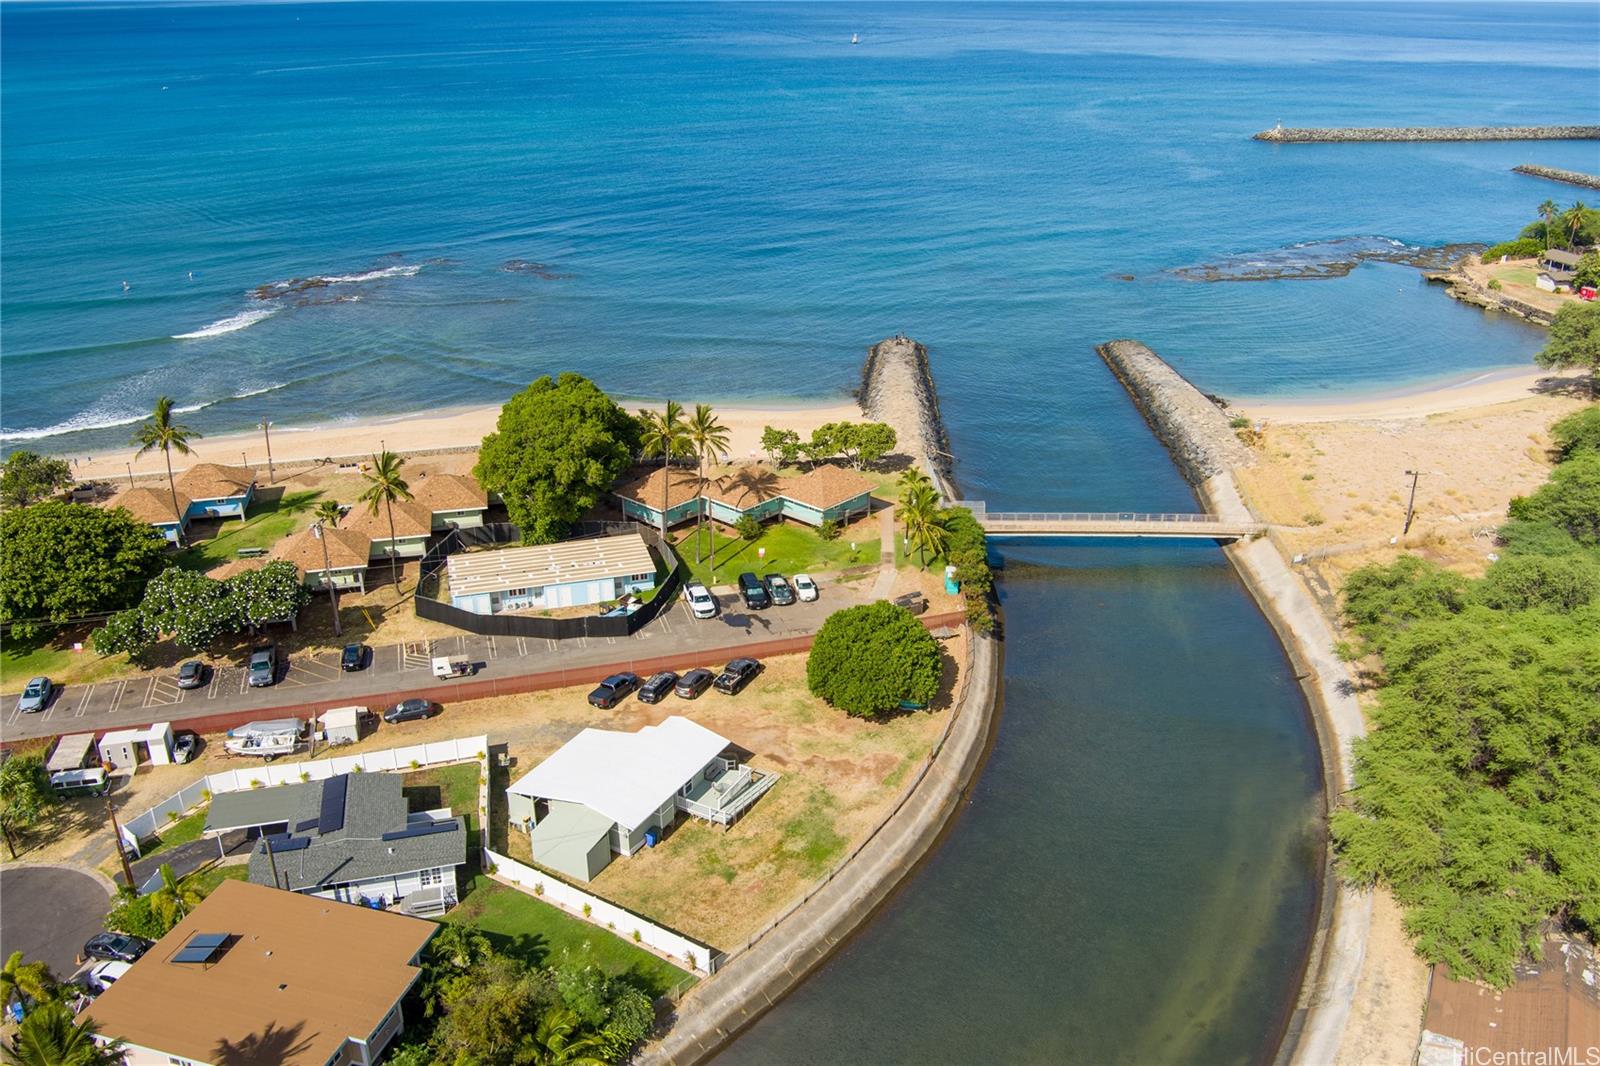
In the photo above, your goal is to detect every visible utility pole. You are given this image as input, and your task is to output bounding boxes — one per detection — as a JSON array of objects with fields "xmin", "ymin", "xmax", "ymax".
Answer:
[
  {"xmin": 264, "ymin": 834, "xmax": 283, "ymax": 890},
  {"xmin": 124, "ymin": 463, "xmax": 135, "ymax": 490},
  {"xmin": 313, "ymin": 520, "xmax": 342, "ymax": 637},
  {"xmin": 107, "ymin": 795, "xmax": 137, "ymax": 890},
  {"xmin": 1403, "ymin": 469, "xmax": 1423, "ymax": 535},
  {"xmin": 260, "ymin": 418, "xmax": 275, "ymax": 485}
]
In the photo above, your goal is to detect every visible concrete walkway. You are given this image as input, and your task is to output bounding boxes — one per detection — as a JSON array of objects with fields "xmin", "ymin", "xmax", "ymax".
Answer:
[
  {"xmin": 642, "ymin": 629, "xmax": 1000, "ymax": 1066},
  {"xmin": 869, "ymin": 508, "xmax": 898, "ymax": 600}
]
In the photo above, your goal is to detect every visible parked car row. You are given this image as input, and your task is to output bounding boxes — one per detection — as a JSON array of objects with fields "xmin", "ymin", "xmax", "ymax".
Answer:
[
  {"xmin": 736, "ymin": 571, "xmax": 819, "ymax": 610},
  {"xmin": 586, "ymin": 657, "xmax": 764, "ymax": 710}
]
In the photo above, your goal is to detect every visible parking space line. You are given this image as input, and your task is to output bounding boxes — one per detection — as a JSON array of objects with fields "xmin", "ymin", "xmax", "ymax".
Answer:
[
  {"xmin": 106, "ymin": 680, "xmax": 129, "ymax": 713},
  {"xmin": 238, "ymin": 669, "xmax": 247, "ymax": 695},
  {"xmin": 486, "ymin": 636, "xmax": 498, "ymax": 660}
]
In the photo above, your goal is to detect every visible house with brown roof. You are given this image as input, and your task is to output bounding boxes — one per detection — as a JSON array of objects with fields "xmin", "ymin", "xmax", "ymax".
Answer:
[
  {"xmin": 413, "ymin": 473, "xmax": 490, "ymax": 530},
  {"xmin": 174, "ymin": 463, "xmax": 256, "ymax": 521},
  {"xmin": 341, "ymin": 497, "xmax": 434, "ymax": 561},
  {"xmin": 81, "ymin": 878, "xmax": 435, "ymax": 1066},
  {"xmin": 614, "ymin": 463, "xmax": 874, "ymax": 531},
  {"xmin": 108, "ymin": 486, "xmax": 193, "ymax": 543},
  {"xmin": 269, "ymin": 524, "xmax": 374, "ymax": 591}
]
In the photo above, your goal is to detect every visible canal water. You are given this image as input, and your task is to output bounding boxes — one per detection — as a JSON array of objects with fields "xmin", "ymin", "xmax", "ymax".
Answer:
[{"xmin": 4, "ymin": 3, "xmax": 1592, "ymax": 1061}]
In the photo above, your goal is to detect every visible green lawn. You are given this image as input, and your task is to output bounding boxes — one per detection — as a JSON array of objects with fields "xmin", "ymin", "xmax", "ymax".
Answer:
[
  {"xmin": 185, "ymin": 863, "xmax": 249, "ymax": 896},
  {"xmin": 137, "ymin": 807, "xmax": 209, "ymax": 859},
  {"xmin": 673, "ymin": 523, "xmax": 875, "ymax": 588},
  {"xmin": 1, "ymin": 633, "xmax": 131, "ymax": 693},
  {"xmin": 445, "ymin": 876, "xmax": 694, "ymax": 998},
  {"xmin": 174, "ymin": 489, "xmax": 324, "ymax": 573}
]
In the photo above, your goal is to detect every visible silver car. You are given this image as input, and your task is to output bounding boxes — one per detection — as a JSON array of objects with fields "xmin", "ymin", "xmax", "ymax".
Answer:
[{"xmin": 16, "ymin": 676, "xmax": 53, "ymax": 714}]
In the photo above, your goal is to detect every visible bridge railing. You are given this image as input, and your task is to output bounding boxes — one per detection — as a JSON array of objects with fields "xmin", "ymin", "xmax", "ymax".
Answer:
[{"xmin": 980, "ymin": 512, "xmax": 1230, "ymax": 524}]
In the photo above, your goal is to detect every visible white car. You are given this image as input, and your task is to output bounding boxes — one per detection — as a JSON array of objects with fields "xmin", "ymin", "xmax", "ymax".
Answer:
[
  {"xmin": 683, "ymin": 582, "xmax": 718, "ymax": 619},
  {"xmin": 793, "ymin": 574, "xmax": 819, "ymax": 602},
  {"xmin": 84, "ymin": 960, "xmax": 131, "ymax": 994}
]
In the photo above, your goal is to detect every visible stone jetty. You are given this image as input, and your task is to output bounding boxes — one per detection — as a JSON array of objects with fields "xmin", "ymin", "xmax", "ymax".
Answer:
[
  {"xmin": 1255, "ymin": 125, "xmax": 1600, "ymax": 143},
  {"xmin": 1512, "ymin": 164, "xmax": 1600, "ymax": 190},
  {"xmin": 860, "ymin": 334, "xmax": 957, "ymax": 498}
]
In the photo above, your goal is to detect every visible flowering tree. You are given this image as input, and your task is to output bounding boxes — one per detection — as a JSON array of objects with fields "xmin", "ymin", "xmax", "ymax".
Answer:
[
  {"xmin": 137, "ymin": 568, "xmax": 238, "ymax": 651},
  {"xmin": 228, "ymin": 561, "xmax": 309, "ymax": 630}
]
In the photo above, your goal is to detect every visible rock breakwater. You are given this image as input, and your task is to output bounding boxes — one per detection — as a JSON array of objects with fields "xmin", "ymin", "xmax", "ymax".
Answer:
[
  {"xmin": 1255, "ymin": 125, "xmax": 1600, "ymax": 143},
  {"xmin": 1512, "ymin": 164, "xmax": 1600, "ymax": 190},
  {"xmin": 860, "ymin": 335, "xmax": 957, "ymax": 497},
  {"xmin": 1095, "ymin": 340, "xmax": 1254, "ymax": 514}
]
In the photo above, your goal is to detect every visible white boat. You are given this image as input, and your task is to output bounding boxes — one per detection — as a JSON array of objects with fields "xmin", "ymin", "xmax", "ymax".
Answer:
[
  {"xmin": 851, "ymin": 33, "xmax": 859, "ymax": 45},
  {"xmin": 224, "ymin": 718, "xmax": 304, "ymax": 760}
]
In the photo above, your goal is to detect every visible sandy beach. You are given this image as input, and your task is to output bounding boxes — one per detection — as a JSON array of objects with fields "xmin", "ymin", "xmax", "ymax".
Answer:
[
  {"xmin": 64, "ymin": 396, "xmax": 865, "ymax": 483},
  {"xmin": 1232, "ymin": 366, "xmax": 1590, "ymax": 424}
]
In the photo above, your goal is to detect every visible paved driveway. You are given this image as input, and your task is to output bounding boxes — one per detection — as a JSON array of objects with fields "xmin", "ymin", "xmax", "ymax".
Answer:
[{"xmin": 0, "ymin": 866, "xmax": 112, "ymax": 978}]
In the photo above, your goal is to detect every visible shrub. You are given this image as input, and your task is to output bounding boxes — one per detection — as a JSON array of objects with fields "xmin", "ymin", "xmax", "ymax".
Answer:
[
  {"xmin": 1550, "ymin": 407, "xmax": 1600, "ymax": 462},
  {"xmin": 1487, "ymin": 279, "xmax": 1503, "ymax": 291},
  {"xmin": 807, "ymin": 602, "xmax": 942, "ymax": 718},
  {"xmin": 734, "ymin": 513, "xmax": 762, "ymax": 542},
  {"xmin": 1480, "ymin": 237, "xmax": 1544, "ymax": 263},
  {"xmin": 818, "ymin": 517, "xmax": 842, "ymax": 541},
  {"xmin": 632, "ymin": 929, "xmax": 642, "ymax": 943},
  {"xmin": 166, "ymin": 810, "xmax": 180, "ymax": 823},
  {"xmin": 534, "ymin": 882, "xmax": 544, "ymax": 896},
  {"xmin": 1229, "ymin": 415, "xmax": 1251, "ymax": 429},
  {"xmin": 581, "ymin": 903, "xmax": 591, "ymax": 917}
]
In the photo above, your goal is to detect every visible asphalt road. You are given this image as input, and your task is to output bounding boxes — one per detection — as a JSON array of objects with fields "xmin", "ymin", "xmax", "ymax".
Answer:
[
  {"xmin": 3, "ymin": 585, "xmax": 875, "ymax": 743},
  {"xmin": 0, "ymin": 866, "xmax": 112, "ymax": 978}
]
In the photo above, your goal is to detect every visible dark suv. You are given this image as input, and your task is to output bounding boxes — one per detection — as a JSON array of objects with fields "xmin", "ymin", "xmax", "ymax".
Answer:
[
  {"xmin": 637, "ymin": 672, "xmax": 678, "ymax": 705},
  {"xmin": 763, "ymin": 574, "xmax": 796, "ymax": 606},
  {"xmin": 714, "ymin": 658, "xmax": 763, "ymax": 695},
  {"xmin": 737, "ymin": 572, "xmax": 770, "ymax": 610},
  {"xmin": 587, "ymin": 673, "xmax": 640, "ymax": 709}
]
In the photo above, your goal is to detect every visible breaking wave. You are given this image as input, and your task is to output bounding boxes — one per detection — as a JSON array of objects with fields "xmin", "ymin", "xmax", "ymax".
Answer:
[{"xmin": 173, "ymin": 306, "xmax": 281, "ymax": 339}]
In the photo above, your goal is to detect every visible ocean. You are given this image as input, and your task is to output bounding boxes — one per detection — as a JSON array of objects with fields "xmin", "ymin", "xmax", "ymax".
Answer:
[{"xmin": 4, "ymin": 2, "xmax": 1596, "ymax": 1062}]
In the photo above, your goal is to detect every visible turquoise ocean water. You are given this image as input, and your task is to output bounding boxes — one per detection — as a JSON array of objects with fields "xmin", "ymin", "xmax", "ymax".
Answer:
[{"xmin": 4, "ymin": 3, "xmax": 1597, "ymax": 1062}]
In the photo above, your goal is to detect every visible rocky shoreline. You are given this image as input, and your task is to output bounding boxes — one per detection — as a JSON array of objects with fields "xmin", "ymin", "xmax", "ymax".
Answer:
[
  {"xmin": 860, "ymin": 334, "xmax": 957, "ymax": 498},
  {"xmin": 1255, "ymin": 125, "xmax": 1600, "ymax": 143},
  {"xmin": 1422, "ymin": 262, "xmax": 1557, "ymax": 327},
  {"xmin": 1511, "ymin": 164, "xmax": 1600, "ymax": 190},
  {"xmin": 1172, "ymin": 240, "xmax": 1482, "ymax": 283}
]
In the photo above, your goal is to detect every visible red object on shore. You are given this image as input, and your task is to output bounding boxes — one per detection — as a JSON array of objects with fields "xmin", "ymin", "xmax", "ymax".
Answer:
[{"xmin": 1579, "ymin": 286, "xmax": 1597, "ymax": 301}]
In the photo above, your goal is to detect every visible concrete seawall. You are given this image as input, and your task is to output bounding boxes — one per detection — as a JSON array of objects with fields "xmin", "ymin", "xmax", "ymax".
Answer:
[
  {"xmin": 1511, "ymin": 164, "xmax": 1600, "ymax": 190},
  {"xmin": 1255, "ymin": 125, "xmax": 1600, "ymax": 143},
  {"xmin": 1096, "ymin": 338, "xmax": 1371, "ymax": 1066}
]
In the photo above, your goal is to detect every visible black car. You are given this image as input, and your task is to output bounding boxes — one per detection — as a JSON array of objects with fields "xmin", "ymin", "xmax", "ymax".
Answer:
[
  {"xmin": 83, "ymin": 933, "xmax": 152, "ymax": 964},
  {"xmin": 636, "ymin": 671, "xmax": 678, "ymax": 705},
  {"xmin": 674, "ymin": 669, "xmax": 714, "ymax": 700},
  {"xmin": 340, "ymin": 642, "xmax": 369, "ymax": 671},
  {"xmin": 714, "ymin": 658, "xmax": 763, "ymax": 695},
  {"xmin": 587, "ymin": 672, "xmax": 640, "ymax": 709},
  {"xmin": 175, "ymin": 660, "xmax": 207, "ymax": 690},
  {"xmin": 737, "ymin": 572, "xmax": 770, "ymax": 610},
  {"xmin": 763, "ymin": 574, "xmax": 796, "ymax": 606},
  {"xmin": 383, "ymin": 698, "xmax": 439, "ymax": 724}
]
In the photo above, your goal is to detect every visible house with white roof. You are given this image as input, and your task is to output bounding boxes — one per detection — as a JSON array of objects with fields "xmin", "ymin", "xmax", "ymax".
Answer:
[
  {"xmin": 446, "ymin": 532, "xmax": 658, "ymax": 616},
  {"xmin": 505, "ymin": 717, "xmax": 778, "ymax": 882}
]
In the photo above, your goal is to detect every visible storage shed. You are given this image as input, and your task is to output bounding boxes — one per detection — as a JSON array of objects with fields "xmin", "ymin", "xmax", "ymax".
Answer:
[
  {"xmin": 46, "ymin": 732, "xmax": 98, "ymax": 774},
  {"xmin": 318, "ymin": 707, "xmax": 366, "ymax": 746},
  {"xmin": 98, "ymin": 723, "xmax": 175, "ymax": 771}
]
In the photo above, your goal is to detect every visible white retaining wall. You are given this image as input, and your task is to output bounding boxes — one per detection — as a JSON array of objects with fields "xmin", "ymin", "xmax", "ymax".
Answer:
[
  {"xmin": 485, "ymin": 849, "xmax": 720, "ymax": 976},
  {"xmin": 122, "ymin": 736, "xmax": 489, "ymax": 843}
]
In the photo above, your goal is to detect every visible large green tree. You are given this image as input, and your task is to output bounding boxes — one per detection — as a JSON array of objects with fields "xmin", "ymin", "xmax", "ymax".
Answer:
[
  {"xmin": 1536, "ymin": 302, "xmax": 1600, "ymax": 396},
  {"xmin": 0, "ymin": 755, "xmax": 57, "ymax": 860},
  {"xmin": 10, "ymin": 1000, "xmax": 123, "ymax": 1066},
  {"xmin": 0, "ymin": 502, "xmax": 168, "ymax": 639},
  {"xmin": 0, "ymin": 451, "xmax": 73, "ymax": 509},
  {"xmin": 131, "ymin": 395, "xmax": 201, "ymax": 548},
  {"xmin": 1508, "ymin": 451, "xmax": 1600, "ymax": 544},
  {"xmin": 806, "ymin": 602, "xmax": 942, "ymax": 718},
  {"xmin": 1550, "ymin": 406, "xmax": 1600, "ymax": 462},
  {"xmin": 474, "ymin": 374, "xmax": 641, "ymax": 544},
  {"xmin": 228, "ymin": 560, "xmax": 310, "ymax": 630}
]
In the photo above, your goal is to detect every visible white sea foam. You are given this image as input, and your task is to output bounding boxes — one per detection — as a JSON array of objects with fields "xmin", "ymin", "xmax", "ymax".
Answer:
[
  {"xmin": 229, "ymin": 382, "xmax": 288, "ymax": 400},
  {"xmin": 0, "ymin": 400, "xmax": 212, "ymax": 443},
  {"xmin": 173, "ymin": 306, "xmax": 280, "ymax": 339},
  {"xmin": 312, "ymin": 264, "xmax": 422, "ymax": 285}
]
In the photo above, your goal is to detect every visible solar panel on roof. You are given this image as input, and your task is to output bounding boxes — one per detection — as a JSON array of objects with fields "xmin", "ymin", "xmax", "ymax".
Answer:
[
  {"xmin": 264, "ymin": 834, "xmax": 311, "ymax": 853},
  {"xmin": 318, "ymin": 774, "xmax": 348, "ymax": 834},
  {"xmin": 295, "ymin": 817, "xmax": 320, "ymax": 833},
  {"xmin": 173, "ymin": 932, "xmax": 230, "ymax": 964},
  {"xmin": 380, "ymin": 820, "xmax": 459, "ymax": 842}
]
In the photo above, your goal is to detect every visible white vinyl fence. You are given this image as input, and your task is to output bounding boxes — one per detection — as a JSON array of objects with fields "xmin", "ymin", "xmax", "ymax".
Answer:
[
  {"xmin": 121, "ymin": 736, "xmax": 489, "ymax": 846},
  {"xmin": 485, "ymin": 849, "xmax": 721, "ymax": 976}
]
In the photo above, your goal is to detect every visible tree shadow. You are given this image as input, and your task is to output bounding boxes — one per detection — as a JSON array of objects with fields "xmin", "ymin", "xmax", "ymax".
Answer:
[
  {"xmin": 719, "ymin": 465, "xmax": 781, "ymax": 508},
  {"xmin": 212, "ymin": 1020, "xmax": 314, "ymax": 1065},
  {"xmin": 1531, "ymin": 373, "xmax": 1597, "ymax": 401},
  {"xmin": 483, "ymin": 929, "xmax": 550, "ymax": 969}
]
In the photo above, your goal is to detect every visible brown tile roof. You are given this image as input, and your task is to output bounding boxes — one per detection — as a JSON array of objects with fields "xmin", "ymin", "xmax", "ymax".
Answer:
[
  {"xmin": 109, "ymin": 486, "xmax": 190, "ymax": 526},
  {"xmin": 341, "ymin": 497, "xmax": 433, "ymax": 541},
  {"xmin": 81, "ymin": 879, "xmax": 434, "ymax": 1066},
  {"xmin": 415, "ymin": 473, "xmax": 487, "ymax": 513},
  {"xmin": 613, "ymin": 465, "xmax": 705, "ymax": 511},
  {"xmin": 175, "ymin": 462, "xmax": 255, "ymax": 500},
  {"xmin": 706, "ymin": 466, "xmax": 784, "ymax": 508},
  {"xmin": 779, "ymin": 464, "xmax": 875, "ymax": 509},
  {"xmin": 270, "ymin": 525, "xmax": 372, "ymax": 572}
]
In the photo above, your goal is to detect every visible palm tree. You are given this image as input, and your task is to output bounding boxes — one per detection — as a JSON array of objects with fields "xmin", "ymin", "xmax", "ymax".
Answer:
[
  {"xmin": 524, "ymin": 1005, "xmax": 610, "ymax": 1066},
  {"xmin": 312, "ymin": 500, "xmax": 342, "ymax": 528},
  {"xmin": 11, "ymin": 1001, "xmax": 124, "ymax": 1066},
  {"xmin": 1565, "ymin": 201, "xmax": 1588, "ymax": 249},
  {"xmin": 131, "ymin": 396, "xmax": 201, "ymax": 547},
  {"xmin": 901, "ymin": 483, "xmax": 947, "ymax": 569},
  {"xmin": 2, "ymin": 951, "xmax": 56, "ymax": 1011},
  {"xmin": 1538, "ymin": 199, "xmax": 1559, "ymax": 248},
  {"xmin": 149, "ymin": 863, "xmax": 202, "ymax": 933},
  {"xmin": 637, "ymin": 402, "xmax": 691, "ymax": 541},
  {"xmin": 358, "ymin": 450, "xmax": 413, "ymax": 593},
  {"xmin": 684, "ymin": 404, "xmax": 730, "ymax": 565},
  {"xmin": 898, "ymin": 467, "xmax": 932, "ymax": 496}
]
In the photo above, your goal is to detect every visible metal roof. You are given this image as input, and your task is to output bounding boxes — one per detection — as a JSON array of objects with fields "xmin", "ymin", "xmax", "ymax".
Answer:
[{"xmin": 446, "ymin": 532, "xmax": 656, "ymax": 598}]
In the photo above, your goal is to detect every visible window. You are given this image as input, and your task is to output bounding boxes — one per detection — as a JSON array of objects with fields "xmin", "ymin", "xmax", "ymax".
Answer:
[
  {"xmin": 680, "ymin": 780, "xmax": 694, "ymax": 798},
  {"xmin": 419, "ymin": 868, "xmax": 440, "ymax": 887}
]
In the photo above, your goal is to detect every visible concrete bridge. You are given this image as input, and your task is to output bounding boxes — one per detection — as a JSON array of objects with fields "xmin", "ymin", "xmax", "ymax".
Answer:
[{"xmin": 962, "ymin": 505, "xmax": 1264, "ymax": 541}]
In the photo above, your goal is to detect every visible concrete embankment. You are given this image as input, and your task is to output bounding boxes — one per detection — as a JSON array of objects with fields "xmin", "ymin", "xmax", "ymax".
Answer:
[
  {"xmin": 1512, "ymin": 164, "xmax": 1600, "ymax": 190},
  {"xmin": 642, "ymin": 337, "xmax": 1002, "ymax": 1065},
  {"xmin": 1255, "ymin": 125, "xmax": 1600, "ymax": 143},
  {"xmin": 860, "ymin": 334, "xmax": 957, "ymax": 499},
  {"xmin": 1422, "ymin": 262, "xmax": 1557, "ymax": 327},
  {"xmin": 1096, "ymin": 338, "xmax": 1370, "ymax": 1066}
]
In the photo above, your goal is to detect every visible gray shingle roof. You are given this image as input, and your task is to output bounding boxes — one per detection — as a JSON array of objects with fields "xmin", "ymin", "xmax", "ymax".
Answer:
[{"xmin": 234, "ymin": 774, "xmax": 467, "ymax": 893}]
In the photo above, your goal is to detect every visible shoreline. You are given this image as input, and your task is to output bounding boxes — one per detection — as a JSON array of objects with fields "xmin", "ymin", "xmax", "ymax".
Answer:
[
  {"xmin": 1230, "ymin": 365, "xmax": 1588, "ymax": 423},
  {"xmin": 58, "ymin": 396, "xmax": 864, "ymax": 484}
]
